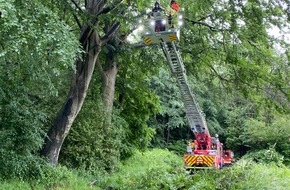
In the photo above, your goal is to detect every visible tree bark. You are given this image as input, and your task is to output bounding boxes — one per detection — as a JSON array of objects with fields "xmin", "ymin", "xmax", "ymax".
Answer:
[
  {"xmin": 97, "ymin": 50, "xmax": 119, "ymax": 128},
  {"xmin": 41, "ymin": 29, "xmax": 101, "ymax": 166},
  {"xmin": 41, "ymin": 0, "xmax": 120, "ymax": 166}
]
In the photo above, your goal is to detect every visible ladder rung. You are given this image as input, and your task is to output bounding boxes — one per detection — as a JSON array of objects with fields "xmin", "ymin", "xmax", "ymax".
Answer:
[{"xmin": 162, "ymin": 42, "xmax": 209, "ymax": 136}]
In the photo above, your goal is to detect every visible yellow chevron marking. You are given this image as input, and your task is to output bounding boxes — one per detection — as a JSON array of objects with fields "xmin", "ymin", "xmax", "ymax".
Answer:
[
  {"xmin": 203, "ymin": 156, "xmax": 214, "ymax": 166},
  {"xmin": 186, "ymin": 156, "xmax": 197, "ymax": 166},
  {"xmin": 185, "ymin": 155, "xmax": 197, "ymax": 166},
  {"xmin": 169, "ymin": 34, "xmax": 177, "ymax": 41},
  {"xmin": 143, "ymin": 37, "xmax": 152, "ymax": 45},
  {"xmin": 185, "ymin": 155, "xmax": 215, "ymax": 167}
]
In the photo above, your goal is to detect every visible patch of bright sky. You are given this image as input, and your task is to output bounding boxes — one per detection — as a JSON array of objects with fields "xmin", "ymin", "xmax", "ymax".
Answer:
[{"xmin": 268, "ymin": 24, "xmax": 290, "ymax": 43}]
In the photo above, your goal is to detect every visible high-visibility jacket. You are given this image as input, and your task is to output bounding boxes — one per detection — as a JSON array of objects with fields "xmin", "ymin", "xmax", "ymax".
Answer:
[{"xmin": 171, "ymin": 2, "xmax": 180, "ymax": 11}]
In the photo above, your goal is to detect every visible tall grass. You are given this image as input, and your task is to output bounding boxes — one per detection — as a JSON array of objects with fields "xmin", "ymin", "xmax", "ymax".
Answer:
[
  {"xmin": 1, "ymin": 149, "xmax": 290, "ymax": 189},
  {"xmin": 191, "ymin": 159, "xmax": 290, "ymax": 190},
  {"xmin": 94, "ymin": 149, "xmax": 290, "ymax": 190},
  {"xmin": 97, "ymin": 149, "xmax": 189, "ymax": 189}
]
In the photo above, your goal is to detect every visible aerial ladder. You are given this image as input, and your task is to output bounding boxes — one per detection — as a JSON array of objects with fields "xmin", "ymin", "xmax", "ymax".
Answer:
[{"xmin": 135, "ymin": 6, "xmax": 234, "ymax": 169}]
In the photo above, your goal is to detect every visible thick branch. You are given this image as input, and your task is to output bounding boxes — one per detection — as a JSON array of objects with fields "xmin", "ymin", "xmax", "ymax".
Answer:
[
  {"xmin": 80, "ymin": 0, "xmax": 123, "ymax": 46},
  {"xmin": 100, "ymin": 21, "xmax": 120, "ymax": 45},
  {"xmin": 80, "ymin": 26, "xmax": 93, "ymax": 46},
  {"xmin": 73, "ymin": 13, "xmax": 82, "ymax": 29}
]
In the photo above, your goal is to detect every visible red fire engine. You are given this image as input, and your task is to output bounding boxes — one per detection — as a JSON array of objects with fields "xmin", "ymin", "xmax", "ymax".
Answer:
[{"xmin": 136, "ymin": 2, "xmax": 234, "ymax": 169}]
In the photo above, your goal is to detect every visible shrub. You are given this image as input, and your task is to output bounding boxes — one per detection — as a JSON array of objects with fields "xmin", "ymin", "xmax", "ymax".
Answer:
[
  {"xmin": 0, "ymin": 150, "xmax": 82, "ymax": 189},
  {"xmin": 0, "ymin": 150, "xmax": 46, "ymax": 180},
  {"xmin": 242, "ymin": 147, "xmax": 284, "ymax": 166},
  {"xmin": 96, "ymin": 149, "xmax": 189, "ymax": 189},
  {"xmin": 167, "ymin": 140, "xmax": 188, "ymax": 155}
]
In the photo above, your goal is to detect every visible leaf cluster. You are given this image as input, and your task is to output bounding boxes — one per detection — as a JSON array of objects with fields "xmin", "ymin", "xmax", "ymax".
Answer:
[{"xmin": 0, "ymin": 0, "xmax": 79, "ymax": 178}]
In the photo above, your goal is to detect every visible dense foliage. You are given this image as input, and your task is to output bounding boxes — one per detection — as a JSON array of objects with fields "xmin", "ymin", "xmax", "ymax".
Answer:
[
  {"xmin": 0, "ymin": 0, "xmax": 78, "ymax": 179},
  {"xmin": 0, "ymin": 0, "xmax": 290, "ymax": 188},
  {"xmin": 1, "ymin": 149, "xmax": 290, "ymax": 189}
]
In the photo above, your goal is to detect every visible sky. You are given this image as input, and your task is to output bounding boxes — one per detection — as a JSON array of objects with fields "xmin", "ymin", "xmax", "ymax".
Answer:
[{"xmin": 268, "ymin": 25, "xmax": 290, "ymax": 43}]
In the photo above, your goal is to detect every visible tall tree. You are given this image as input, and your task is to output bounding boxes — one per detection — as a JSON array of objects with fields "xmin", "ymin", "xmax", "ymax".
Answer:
[{"xmin": 41, "ymin": 0, "xmax": 121, "ymax": 165}]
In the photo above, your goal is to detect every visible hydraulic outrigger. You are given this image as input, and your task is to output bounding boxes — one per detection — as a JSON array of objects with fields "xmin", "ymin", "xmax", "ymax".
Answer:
[{"xmin": 135, "ymin": 5, "xmax": 234, "ymax": 169}]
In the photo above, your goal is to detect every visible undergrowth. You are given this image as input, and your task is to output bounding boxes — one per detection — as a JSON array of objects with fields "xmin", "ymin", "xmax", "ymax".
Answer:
[{"xmin": 1, "ymin": 149, "xmax": 290, "ymax": 190}]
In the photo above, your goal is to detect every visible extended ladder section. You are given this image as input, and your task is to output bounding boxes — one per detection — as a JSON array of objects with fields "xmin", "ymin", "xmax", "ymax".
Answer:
[{"xmin": 160, "ymin": 41, "xmax": 210, "ymax": 136}]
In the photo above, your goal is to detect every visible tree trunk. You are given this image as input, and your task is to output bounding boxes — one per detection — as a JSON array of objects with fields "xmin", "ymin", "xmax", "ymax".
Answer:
[
  {"xmin": 40, "ymin": 0, "xmax": 120, "ymax": 165},
  {"xmin": 98, "ymin": 51, "xmax": 118, "ymax": 128},
  {"xmin": 41, "ymin": 29, "xmax": 101, "ymax": 166}
]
